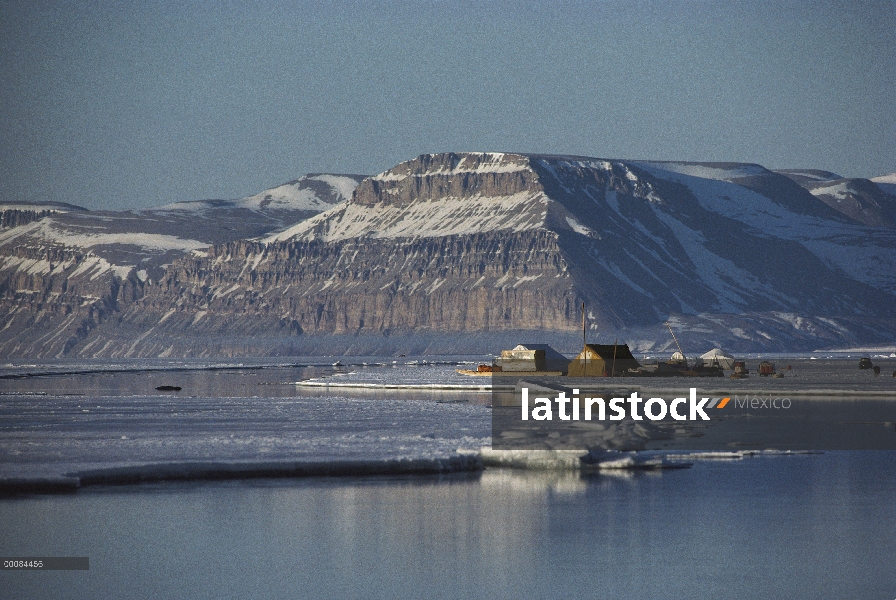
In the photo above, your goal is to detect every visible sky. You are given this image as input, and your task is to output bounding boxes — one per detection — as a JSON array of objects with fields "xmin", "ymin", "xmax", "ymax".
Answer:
[{"xmin": 2, "ymin": 0, "xmax": 894, "ymax": 211}]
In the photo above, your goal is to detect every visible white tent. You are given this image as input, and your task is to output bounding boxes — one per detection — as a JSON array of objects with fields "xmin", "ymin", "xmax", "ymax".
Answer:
[
  {"xmin": 499, "ymin": 343, "xmax": 568, "ymax": 372},
  {"xmin": 696, "ymin": 348, "xmax": 736, "ymax": 370}
]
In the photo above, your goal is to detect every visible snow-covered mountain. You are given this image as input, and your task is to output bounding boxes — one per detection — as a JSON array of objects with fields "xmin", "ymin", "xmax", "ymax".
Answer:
[
  {"xmin": 0, "ymin": 174, "xmax": 364, "ymax": 356},
  {"xmin": 2, "ymin": 154, "xmax": 894, "ymax": 358},
  {"xmin": 776, "ymin": 169, "xmax": 896, "ymax": 228},
  {"xmin": 871, "ymin": 172, "xmax": 896, "ymax": 199},
  {"xmin": 158, "ymin": 173, "xmax": 361, "ymax": 217},
  {"xmin": 41, "ymin": 152, "xmax": 890, "ymax": 359}
]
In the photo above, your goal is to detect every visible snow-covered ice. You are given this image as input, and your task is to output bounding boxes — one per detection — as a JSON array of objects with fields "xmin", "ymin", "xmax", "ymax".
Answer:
[{"xmin": 0, "ymin": 359, "xmax": 492, "ymax": 490}]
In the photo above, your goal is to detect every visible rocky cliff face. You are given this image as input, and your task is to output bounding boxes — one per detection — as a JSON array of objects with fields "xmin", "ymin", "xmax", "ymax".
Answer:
[
  {"xmin": 0, "ymin": 244, "xmax": 142, "ymax": 356},
  {"xmin": 92, "ymin": 231, "xmax": 583, "ymax": 357}
]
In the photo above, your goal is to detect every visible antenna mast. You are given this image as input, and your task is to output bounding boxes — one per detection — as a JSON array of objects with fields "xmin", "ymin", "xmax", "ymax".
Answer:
[
  {"xmin": 582, "ymin": 302, "xmax": 586, "ymax": 348},
  {"xmin": 665, "ymin": 321, "xmax": 687, "ymax": 367},
  {"xmin": 611, "ymin": 338, "xmax": 618, "ymax": 378}
]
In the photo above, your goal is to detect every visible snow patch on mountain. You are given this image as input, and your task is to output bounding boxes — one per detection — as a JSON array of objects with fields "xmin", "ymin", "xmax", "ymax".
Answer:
[
  {"xmin": 635, "ymin": 162, "xmax": 769, "ymax": 181},
  {"xmin": 536, "ymin": 158, "xmax": 664, "ymax": 203},
  {"xmin": 0, "ymin": 251, "xmax": 131, "ymax": 281},
  {"xmin": 774, "ymin": 169, "xmax": 842, "ymax": 182},
  {"xmin": 155, "ymin": 174, "xmax": 361, "ymax": 214},
  {"xmin": 635, "ymin": 162, "xmax": 816, "ymax": 230},
  {"xmin": 372, "ymin": 153, "xmax": 525, "ymax": 182},
  {"xmin": 0, "ymin": 253, "xmax": 74, "ymax": 276},
  {"xmin": 633, "ymin": 162, "xmax": 896, "ymax": 293},
  {"xmin": 266, "ymin": 191, "xmax": 549, "ymax": 242},
  {"xmin": 649, "ymin": 208, "xmax": 782, "ymax": 311},
  {"xmin": 309, "ymin": 174, "xmax": 360, "ymax": 202},
  {"xmin": 564, "ymin": 216, "xmax": 595, "ymax": 236},
  {"xmin": 152, "ymin": 200, "xmax": 228, "ymax": 214},
  {"xmin": 809, "ymin": 181, "xmax": 852, "ymax": 200},
  {"xmin": 238, "ymin": 174, "xmax": 360, "ymax": 211},
  {"xmin": 871, "ymin": 173, "xmax": 896, "ymax": 196},
  {"xmin": 69, "ymin": 255, "xmax": 134, "ymax": 281},
  {"xmin": 0, "ymin": 218, "xmax": 208, "ymax": 252},
  {"xmin": 238, "ymin": 184, "xmax": 333, "ymax": 211},
  {"xmin": 870, "ymin": 173, "xmax": 896, "ymax": 184}
]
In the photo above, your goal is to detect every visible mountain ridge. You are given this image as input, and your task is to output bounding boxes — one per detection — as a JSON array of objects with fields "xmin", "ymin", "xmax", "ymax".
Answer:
[{"xmin": 1, "ymin": 153, "xmax": 894, "ymax": 358}]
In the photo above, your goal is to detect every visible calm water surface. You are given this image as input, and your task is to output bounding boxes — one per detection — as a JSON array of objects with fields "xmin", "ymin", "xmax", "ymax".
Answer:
[{"xmin": 2, "ymin": 451, "xmax": 894, "ymax": 599}]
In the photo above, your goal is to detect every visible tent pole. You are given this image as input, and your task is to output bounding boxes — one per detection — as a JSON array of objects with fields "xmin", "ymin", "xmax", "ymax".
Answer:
[
  {"xmin": 612, "ymin": 338, "xmax": 618, "ymax": 377},
  {"xmin": 582, "ymin": 302, "xmax": 587, "ymax": 376}
]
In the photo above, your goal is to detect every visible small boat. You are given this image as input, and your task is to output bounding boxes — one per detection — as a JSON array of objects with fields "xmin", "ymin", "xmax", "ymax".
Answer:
[
  {"xmin": 155, "ymin": 385, "xmax": 182, "ymax": 391},
  {"xmin": 859, "ymin": 357, "xmax": 873, "ymax": 369}
]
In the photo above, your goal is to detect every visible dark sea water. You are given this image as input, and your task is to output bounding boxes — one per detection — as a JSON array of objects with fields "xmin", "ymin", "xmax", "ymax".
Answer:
[{"xmin": 2, "ymin": 452, "xmax": 895, "ymax": 599}]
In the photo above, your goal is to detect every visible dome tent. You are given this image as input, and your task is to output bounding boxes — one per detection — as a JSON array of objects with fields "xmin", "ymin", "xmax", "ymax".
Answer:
[{"xmin": 696, "ymin": 348, "xmax": 735, "ymax": 370}]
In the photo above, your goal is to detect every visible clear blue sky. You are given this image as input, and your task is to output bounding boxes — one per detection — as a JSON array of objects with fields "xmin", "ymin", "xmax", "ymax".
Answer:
[{"xmin": 2, "ymin": 0, "xmax": 894, "ymax": 210}]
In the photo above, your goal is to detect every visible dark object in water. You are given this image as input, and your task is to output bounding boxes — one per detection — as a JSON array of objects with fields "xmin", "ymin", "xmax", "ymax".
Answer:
[
  {"xmin": 758, "ymin": 361, "xmax": 776, "ymax": 376},
  {"xmin": 859, "ymin": 357, "xmax": 873, "ymax": 369},
  {"xmin": 872, "ymin": 366, "xmax": 881, "ymax": 376},
  {"xmin": 155, "ymin": 385, "xmax": 182, "ymax": 391}
]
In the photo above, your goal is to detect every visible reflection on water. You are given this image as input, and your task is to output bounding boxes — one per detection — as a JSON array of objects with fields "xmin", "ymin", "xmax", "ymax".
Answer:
[
  {"xmin": 481, "ymin": 467, "xmax": 592, "ymax": 495},
  {"xmin": 2, "ymin": 452, "xmax": 895, "ymax": 599}
]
